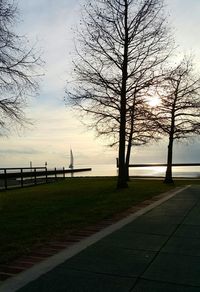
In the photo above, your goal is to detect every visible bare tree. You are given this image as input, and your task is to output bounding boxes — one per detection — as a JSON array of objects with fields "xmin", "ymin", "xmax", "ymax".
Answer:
[
  {"xmin": 67, "ymin": 0, "xmax": 172, "ymax": 188},
  {"xmin": 0, "ymin": 0, "xmax": 41, "ymax": 133},
  {"xmin": 153, "ymin": 57, "xmax": 200, "ymax": 183}
]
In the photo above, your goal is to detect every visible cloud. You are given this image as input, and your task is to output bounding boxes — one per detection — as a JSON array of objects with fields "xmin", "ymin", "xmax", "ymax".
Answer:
[
  {"xmin": 167, "ymin": 0, "xmax": 200, "ymax": 59},
  {"xmin": 0, "ymin": 148, "xmax": 41, "ymax": 155},
  {"xmin": 0, "ymin": 0, "xmax": 199, "ymax": 170}
]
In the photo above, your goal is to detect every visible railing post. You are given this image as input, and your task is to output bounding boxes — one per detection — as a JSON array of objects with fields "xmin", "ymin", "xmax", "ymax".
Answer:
[
  {"xmin": 45, "ymin": 167, "xmax": 48, "ymax": 183},
  {"xmin": 30, "ymin": 164, "xmax": 33, "ymax": 183},
  {"xmin": 116, "ymin": 157, "xmax": 119, "ymax": 168},
  {"xmin": 55, "ymin": 167, "xmax": 57, "ymax": 180},
  {"xmin": 4, "ymin": 169, "xmax": 7, "ymax": 190},
  {"xmin": 34, "ymin": 168, "xmax": 37, "ymax": 185},
  {"xmin": 63, "ymin": 167, "xmax": 65, "ymax": 178},
  {"xmin": 21, "ymin": 168, "xmax": 23, "ymax": 188}
]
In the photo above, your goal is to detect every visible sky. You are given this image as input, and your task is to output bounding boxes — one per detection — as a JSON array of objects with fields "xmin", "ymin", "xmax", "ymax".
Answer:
[{"xmin": 0, "ymin": 0, "xmax": 199, "ymax": 169}]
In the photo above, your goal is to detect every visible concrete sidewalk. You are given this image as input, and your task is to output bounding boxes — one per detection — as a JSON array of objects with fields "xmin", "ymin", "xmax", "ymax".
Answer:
[{"xmin": 4, "ymin": 185, "xmax": 200, "ymax": 291}]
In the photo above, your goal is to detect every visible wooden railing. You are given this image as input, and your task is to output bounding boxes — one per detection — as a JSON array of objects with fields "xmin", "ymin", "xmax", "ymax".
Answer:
[
  {"xmin": 116, "ymin": 159, "xmax": 200, "ymax": 168},
  {"xmin": 0, "ymin": 167, "xmax": 92, "ymax": 190},
  {"xmin": 128, "ymin": 163, "xmax": 200, "ymax": 167}
]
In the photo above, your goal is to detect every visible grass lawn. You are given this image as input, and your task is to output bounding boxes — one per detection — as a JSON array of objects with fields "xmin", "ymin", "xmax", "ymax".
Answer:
[{"xmin": 0, "ymin": 177, "xmax": 199, "ymax": 264}]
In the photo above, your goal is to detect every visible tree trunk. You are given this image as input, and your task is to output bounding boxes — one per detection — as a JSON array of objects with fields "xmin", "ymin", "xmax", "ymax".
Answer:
[
  {"xmin": 117, "ymin": 0, "xmax": 128, "ymax": 189},
  {"xmin": 125, "ymin": 144, "xmax": 131, "ymax": 181},
  {"xmin": 117, "ymin": 137, "xmax": 128, "ymax": 188},
  {"xmin": 164, "ymin": 136, "xmax": 174, "ymax": 184},
  {"xmin": 164, "ymin": 102, "xmax": 176, "ymax": 184},
  {"xmin": 125, "ymin": 103, "xmax": 136, "ymax": 182},
  {"xmin": 117, "ymin": 80, "xmax": 128, "ymax": 188},
  {"xmin": 125, "ymin": 131, "xmax": 132, "ymax": 182}
]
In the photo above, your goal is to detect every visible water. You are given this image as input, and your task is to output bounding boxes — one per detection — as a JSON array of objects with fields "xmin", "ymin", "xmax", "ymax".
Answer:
[
  {"xmin": 1, "ymin": 165, "xmax": 199, "ymax": 179},
  {"xmin": 74, "ymin": 164, "xmax": 200, "ymax": 178},
  {"xmin": 0, "ymin": 164, "xmax": 199, "ymax": 190}
]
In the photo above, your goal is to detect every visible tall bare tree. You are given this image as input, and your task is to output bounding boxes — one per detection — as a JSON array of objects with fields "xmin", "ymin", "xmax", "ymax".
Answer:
[
  {"xmin": 153, "ymin": 57, "xmax": 200, "ymax": 183},
  {"xmin": 0, "ymin": 0, "xmax": 41, "ymax": 133},
  {"xmin": 67, "ymin": 0, "xmax": 172, "ymax": 188}
]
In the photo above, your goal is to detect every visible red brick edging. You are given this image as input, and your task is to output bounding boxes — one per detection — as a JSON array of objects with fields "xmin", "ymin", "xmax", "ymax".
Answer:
[{"xmin": 0, "ymin": 192, "xmax": 168, "ymax": 282}]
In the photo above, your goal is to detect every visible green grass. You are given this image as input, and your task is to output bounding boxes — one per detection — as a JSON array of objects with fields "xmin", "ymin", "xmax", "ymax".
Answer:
[{"xmin": 0, "ymin": 177, "xmax": 199, "ymax": 264}]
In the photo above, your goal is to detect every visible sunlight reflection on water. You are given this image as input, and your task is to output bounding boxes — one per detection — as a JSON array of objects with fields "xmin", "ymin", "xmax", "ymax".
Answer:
[{"xmin": 75, "ymin": 165, "xmax": 200, "ymax": 178}]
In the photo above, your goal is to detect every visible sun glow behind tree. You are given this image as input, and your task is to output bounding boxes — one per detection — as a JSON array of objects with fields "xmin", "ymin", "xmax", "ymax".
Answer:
[{"xmin": 147, "ymin": 96, "xmax": 161, "ymax": 107}]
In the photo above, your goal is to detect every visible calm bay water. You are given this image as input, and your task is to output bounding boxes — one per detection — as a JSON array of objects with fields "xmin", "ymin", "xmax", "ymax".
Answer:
[
  {"xmin": 74, "ymin": 164, "xmax": 200, "ymax": 178},
  {"xmin": 1, "ymin": 164, "xmax": 199, "ymax": 179}
]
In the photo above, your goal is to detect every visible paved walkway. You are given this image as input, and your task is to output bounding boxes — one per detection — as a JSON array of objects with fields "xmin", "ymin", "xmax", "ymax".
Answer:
[{"xmin": 5, "ymin": 185, "xmax": 200, "ymax": 291}]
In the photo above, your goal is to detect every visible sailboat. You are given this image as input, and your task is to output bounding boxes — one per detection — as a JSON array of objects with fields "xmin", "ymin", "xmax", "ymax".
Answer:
[{"xmin": 69, "ymin": 149, "xmax": 74, "ymax": 169}]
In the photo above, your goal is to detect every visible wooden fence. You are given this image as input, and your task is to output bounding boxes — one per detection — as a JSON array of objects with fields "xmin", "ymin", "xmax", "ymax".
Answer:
[
  {"xmin": 116, "ymin": 159, "xmax": 200, "ymax": 169},
  {"xmin": 0, "ymin": 167, "xmax": 92, "ymax": 190},
  {"xmin": 128, "ymin": 163, "xmax": 200, "ymax": 168},
  {"xmin": 116, "ymin": 160, "xmax": 200, "ymax": 177}
]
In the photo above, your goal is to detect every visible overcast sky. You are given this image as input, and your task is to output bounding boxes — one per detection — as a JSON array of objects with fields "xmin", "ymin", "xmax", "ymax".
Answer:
[{"xmin": 0, "ymin": 0, "xmax": 199, "ymax": 168}]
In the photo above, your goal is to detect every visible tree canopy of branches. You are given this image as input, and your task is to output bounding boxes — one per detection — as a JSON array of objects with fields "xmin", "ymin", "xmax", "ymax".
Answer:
[
  {"xmin": 67, "ymin": 0, "xmax": 172, "ymax": 188},
  {"xmin": 153, "ymin": 57, "xmax": 200, "ymax": 183},
  {"xmin": 0, "ymin": 0, "xmax": 41, "ymax": 133}
]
